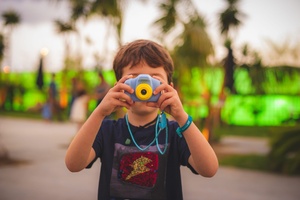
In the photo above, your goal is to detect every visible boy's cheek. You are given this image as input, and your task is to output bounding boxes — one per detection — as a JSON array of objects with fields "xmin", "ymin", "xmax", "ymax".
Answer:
[{"xmin": 146, "ymin": 102, "xmax": 159, "ymax": 108}]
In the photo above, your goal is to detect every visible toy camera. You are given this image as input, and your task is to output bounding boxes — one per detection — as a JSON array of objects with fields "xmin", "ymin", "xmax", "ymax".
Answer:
[{"xmin": 124, "ymin": 74, "xmax": 161, "ymax": 102}]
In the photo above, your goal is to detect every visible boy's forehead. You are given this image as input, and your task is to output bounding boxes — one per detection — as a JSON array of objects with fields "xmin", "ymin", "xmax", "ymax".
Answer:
[{"xmin": 122, "ymin": 64, "xmax": 168, "ymax": 79}]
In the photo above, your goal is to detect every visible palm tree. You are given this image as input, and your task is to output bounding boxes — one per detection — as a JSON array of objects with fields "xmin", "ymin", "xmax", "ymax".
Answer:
[
  {"xmin": 68, "ymin": 0, "xmax": 91, "ymax": 71},
  {"xmin": 222, "ymin": 39, "xmax": 235, "ymax": 92},
  {"xmin": 153, "ymin": 0, "xmax": 214, "ymax": 88},
  {"xmin": 0, "ymin": 33, "xmax": 6, "ymax": 102},
  {"xmin": 89, "ymin": 0, "xmax": 123, "ymax": 46},
  {"xmin": 173, "ymin": 17, "xmax": 214, "ymax": 70},
  {"xmin": 218, "ymin": 0, "xmax": 245, "ymax": 92},
  {"xmin": 59, "ymin": 0, "xmax": 124, "ymax": 70},
  {"xmin": 53, "ymin": 19, "xmax": 77, "ymax": 112},
  {"xmin": 196, "ymin": 0, "xmax": 245, "ymax": 141},
  {"xmin": 0, "ymin": 33, "xmax": 5, "ymax": 72},
  {"xmin": 153, "ymin": 0, "xmax": 215, "ymax": 140},
  {"xmin": 218, "ymin": 0, "xmax": 246, "ymax": 92},
  {"xmin": 1, "ymin": 10, "xmax": 20, "ymax": 33},
  {"xmin": 68, "ymin": 0, "xmax": 123, "ymax": 47},
  {"xmin": 218, "ymin": 0, "xmax": 245, "ymax": 40},
  {"xmin": 51, "ymin": 0, "xmax": 124, "ymax": 70},
  {"xmin": 1, "ymin": 10, "xmax": 21, "ymax": 71},
  {"xmin": 0, "ymin": 10, "xmax": 20, "ymax": 163},
  {"xmin": 154, "ymin": 0, "xmax": 214, "ymax": 62}
]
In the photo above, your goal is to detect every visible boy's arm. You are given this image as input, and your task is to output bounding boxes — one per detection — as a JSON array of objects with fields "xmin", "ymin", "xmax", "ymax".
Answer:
[
  {"xmin": 176, "ymin": 113, "xmax": 219, "ymax": 177},
  {"xmin": 167, "ymin": 104, "xmax": 218, "ymax": 177},
  {"xmin": 65, "ymin": 110, "xmax": 105, "ymax": 172},
  {"xmin": 65, "ymin": 76, "xmax": 134, "ymax": 172},
  {"xmin": 150, "ymin": 77, "xmax": 218, "ymax": 177}
]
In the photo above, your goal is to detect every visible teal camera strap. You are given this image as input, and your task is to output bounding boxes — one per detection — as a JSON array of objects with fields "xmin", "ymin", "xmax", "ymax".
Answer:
[{"xmin": 125, "ymin": 112, "xmax": 168, "ymax": 155}]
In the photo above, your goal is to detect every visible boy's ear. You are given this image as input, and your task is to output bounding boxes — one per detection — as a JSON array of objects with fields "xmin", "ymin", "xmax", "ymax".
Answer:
[{"xmin": 170, "ymin": 82, "xmax": 174, "ymax": 87}]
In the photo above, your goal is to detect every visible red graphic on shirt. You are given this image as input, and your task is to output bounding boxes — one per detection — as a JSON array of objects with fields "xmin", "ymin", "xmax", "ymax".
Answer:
[{"xmin": 119, "ymin": 152, "xmax": 158, "ymax": 187}]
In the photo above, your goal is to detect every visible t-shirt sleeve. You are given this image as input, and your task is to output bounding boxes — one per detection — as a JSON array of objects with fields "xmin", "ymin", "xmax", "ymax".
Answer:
[
  {"xmin": 86, "ymin": 119, "xmax": 116, "ymax": 169},
  {"xmin": 85, "ymin": 128, "xmax": 103, "ymax": 168}
]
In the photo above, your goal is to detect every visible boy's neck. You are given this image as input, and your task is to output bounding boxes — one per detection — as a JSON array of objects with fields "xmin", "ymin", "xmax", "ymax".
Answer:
[{"xmin": 126, "ymin": 110, "xmax": 159, "ymax": 127}]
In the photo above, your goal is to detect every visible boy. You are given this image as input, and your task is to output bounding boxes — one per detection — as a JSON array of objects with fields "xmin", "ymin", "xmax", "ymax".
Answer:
[{"xmin": 65, "ymin": 39, "xmax": 218, "ymax": 200}]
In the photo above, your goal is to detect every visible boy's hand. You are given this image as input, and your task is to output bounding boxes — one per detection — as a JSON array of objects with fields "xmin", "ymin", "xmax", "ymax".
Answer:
[
  {"xmin": 147, "ymin": 76, "xmax": 186, "ymax": 121},
  {"xmin": 97, "ymin": 75, "xmax": 134, "ymax": 117}
]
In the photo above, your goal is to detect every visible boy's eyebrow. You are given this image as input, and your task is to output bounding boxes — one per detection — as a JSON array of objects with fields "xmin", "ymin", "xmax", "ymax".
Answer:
[
  {"xmin": 150, "ymin": 73, "xmax": 164, "ymax": 77},
  {"xmin": 125, "ymin": 73, "xmax": 165, "ymax": 79},
  {"xmin": 127, "ymin": 73, "xmax": 162, "ymax": 76}
]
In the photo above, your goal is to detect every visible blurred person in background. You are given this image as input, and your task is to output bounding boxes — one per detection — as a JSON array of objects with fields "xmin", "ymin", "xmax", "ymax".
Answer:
[
  {"xmin": 68, "ymin": 77, "xmax": 80, "ymax": 116},
  {"xmin": 69, "ymin": 79, "xmax": 90, "ymax": 130},
  {"xmin": 43, "ymin": 73, "xmax": 62, "ymax": 121},
  {"xmin": 94, "ymin": 72, "xmax": 110, "ymax": 107}
]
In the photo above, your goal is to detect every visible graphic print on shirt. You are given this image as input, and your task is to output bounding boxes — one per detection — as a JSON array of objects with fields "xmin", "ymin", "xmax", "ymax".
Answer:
[
  {"xmin": 119, "ymin": 152, "xmax": 159, "ymax": 187},
  {"xmin": 110, "ymin": 144, "xmax": 169, "ymax": 200}
]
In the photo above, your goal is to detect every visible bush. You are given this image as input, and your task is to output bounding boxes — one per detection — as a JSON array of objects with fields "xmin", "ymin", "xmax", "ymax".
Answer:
[{"xmin": 268, "ymin": 127, "xmax": 300, "ymax": 175}]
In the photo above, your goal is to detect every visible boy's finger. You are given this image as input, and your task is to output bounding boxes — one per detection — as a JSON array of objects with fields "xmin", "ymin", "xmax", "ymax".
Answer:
[{"xmin": 118, "ymin": 75, "xmax": 134, "ymax": 83}]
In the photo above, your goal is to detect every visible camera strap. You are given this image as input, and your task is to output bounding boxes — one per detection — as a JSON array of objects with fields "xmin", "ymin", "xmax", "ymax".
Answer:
[{"xmin": 125, "ymin": 112, "xmax": 168, "ymax": 155}]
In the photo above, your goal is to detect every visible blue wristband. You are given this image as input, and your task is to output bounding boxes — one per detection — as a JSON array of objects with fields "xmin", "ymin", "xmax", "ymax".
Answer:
[{"xmin": 176, "ymin": 115, "xmax": 193, "ymax": 138}]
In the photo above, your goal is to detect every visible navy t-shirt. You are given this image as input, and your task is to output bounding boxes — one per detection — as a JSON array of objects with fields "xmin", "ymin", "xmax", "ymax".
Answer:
[{"xmin": 88, "ymin": 117, "xmax": 197, "ymax": 200}]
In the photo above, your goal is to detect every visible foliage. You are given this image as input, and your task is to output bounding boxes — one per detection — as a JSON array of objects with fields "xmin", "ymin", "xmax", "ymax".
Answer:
[
  {"xmin": 218, "ymin": 0, "xmax": 246, "ymax": 39},
  {"xmin": 268, "ymin": 127, "xmax": 300, "ymax": 175},
  {"xmin": 219, "ymin": 154, "xmax": 269, "ymax": 172},
  {"xmin": 222, "ymin": 95, "xmax": 300, "ymax": 126},
  {"xmin": 153, "ymin": 0, "xmax": 214, "ymax": 71},
  {"xmin": 1, "ymin": 9, "xmax": 21, "ymax": 70},
  {"xmin": 0, "ymin": 70, "xmax": 115, "ymax": 114},
  {"xmin": 69, "ymin": 0, "xmax": 123, "ymax": 44},
  {"xmin": 172, "ymin": 17, "xmax": 214, "ymax": 71},
  {"xmin": 1, "ymin": 64, "xmax": 299, "ymax": 126},
  {"xmin": 214, "ymin": 125, "xmax": 272, "ymax": 138},
  {"xmin": 54, "ymin": 20, "xmax": 76, "ymax": 33},
  {"xmin": 1, "ymin": 10, "xmax": 21, "ymax": 27},
  {"xmin": 263, "ymin": 66, "xmax": 300, "ymax": 95},
  {"xmin": 217, "ymin": 125, "xmax": 300, "ymax": 175},
  {"xmin": 222, "ymin": 43, "xmax": 235, "ymax": 92},
  {"xmin": 236, "ymin": 65, "xmax": 300, "ymax": 95}
]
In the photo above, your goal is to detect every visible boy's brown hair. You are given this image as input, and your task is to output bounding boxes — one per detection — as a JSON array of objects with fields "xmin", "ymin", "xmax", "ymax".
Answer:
[{"xmin": 113, "ymin": 39, "xmax": 174, "ymax": 83}]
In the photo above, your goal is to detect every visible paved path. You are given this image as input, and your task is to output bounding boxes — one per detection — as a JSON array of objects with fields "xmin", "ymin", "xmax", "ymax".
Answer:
[{"xmin": 0, "ymin": 117, "xmax": 300, "ymax": 200}]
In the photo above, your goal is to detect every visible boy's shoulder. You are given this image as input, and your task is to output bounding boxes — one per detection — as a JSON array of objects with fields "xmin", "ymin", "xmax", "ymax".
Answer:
[{"xmin": 101, "ymin": 117, "xmax": 124, "ymax": 126}]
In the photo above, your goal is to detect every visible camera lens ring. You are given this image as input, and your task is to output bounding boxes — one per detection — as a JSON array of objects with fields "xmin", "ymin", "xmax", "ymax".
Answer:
[{"xmin": 136, "ymin": 83, "xmax": 152, "ymax": 100}]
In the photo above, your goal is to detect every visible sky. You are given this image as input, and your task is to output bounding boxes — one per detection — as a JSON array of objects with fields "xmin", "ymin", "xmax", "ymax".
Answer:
[{"xmin": 0, "ymin": 0, "xmax": 300, "ymax": 72}]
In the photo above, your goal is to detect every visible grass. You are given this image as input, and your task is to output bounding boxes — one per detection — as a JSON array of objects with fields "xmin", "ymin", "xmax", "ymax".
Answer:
[
  {"xmin": 0, "ymin": 110, "xmax": 69, "ymax": 121},
  {"xmin": 215, "ymin": 125, "xmax": 271, "ymax": 137},
  {"xmin": 218, "ymin": 154, "xmax": 270, "ymax": 172},
  {"xmin": 214, "ymin": 123, "xmax": 300, "ymax": 175},
  {"xmin": 0, "ymin": 110, "xmax": 43, "ymax": 119},
  {"xmin": 214, "ymin": 123, "xmax": 300, "ymax": 138}
]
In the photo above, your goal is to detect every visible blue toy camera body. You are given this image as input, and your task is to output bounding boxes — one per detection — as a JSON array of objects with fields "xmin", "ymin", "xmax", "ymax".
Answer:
[{"xmin": 124, "ymin": 74, "xmax": 161, "ymax": 102}]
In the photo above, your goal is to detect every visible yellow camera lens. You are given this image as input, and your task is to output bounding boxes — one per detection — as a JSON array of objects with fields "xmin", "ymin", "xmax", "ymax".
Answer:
[{"xmin": 135, "ymin": 83, "xmax": 152, "ymax": 100}]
